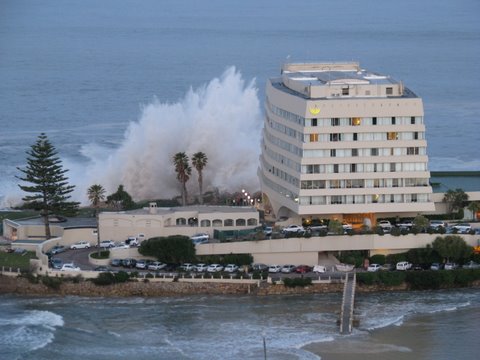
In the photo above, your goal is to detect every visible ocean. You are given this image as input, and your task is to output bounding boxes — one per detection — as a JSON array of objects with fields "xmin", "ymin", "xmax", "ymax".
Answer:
[
  {"xmin": 1, "ymin": 289, "xmax": 479, "ymax": 360},
  {"xmin": 1, "ymin": 0, "xmax": 480, "ymax": 206}
]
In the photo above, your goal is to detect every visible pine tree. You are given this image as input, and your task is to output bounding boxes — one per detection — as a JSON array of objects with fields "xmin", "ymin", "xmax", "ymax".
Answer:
[{"xmin": 17, "ymin": 133, "xmax": 79, "ymax": 239}]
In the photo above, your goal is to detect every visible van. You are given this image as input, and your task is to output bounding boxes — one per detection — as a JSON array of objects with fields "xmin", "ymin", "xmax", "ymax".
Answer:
[
  {"xmin": 126, "ymin": 236, "xmax": 139, "ymax": 247},
  {"xmin": 396, "ymin": 261, "xmax": 412, "ymax": 271}
]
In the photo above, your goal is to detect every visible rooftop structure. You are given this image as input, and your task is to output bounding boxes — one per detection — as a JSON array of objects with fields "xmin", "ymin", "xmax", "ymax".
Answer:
[{"xmin": 259, "ymin": 62, "xmax": 435, "ymax": 225}]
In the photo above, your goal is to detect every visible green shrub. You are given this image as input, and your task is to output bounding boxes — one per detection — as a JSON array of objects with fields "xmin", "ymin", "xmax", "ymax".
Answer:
[
  {"xmin": 114, "ymin": 271, "xmax": 130, "ymax": 283},
  {"xmin": 90, "ymin": 250, "xmax": 110, "ymax": 259},
  {"xmin": 92, "ymin": 272, "xmax": 116, "ymax": 286},
  {"xmin": 41, "ymin": 275, "xmax": 62, "ymax": 290},
  {"xmin": 145, "ymin": 273, "xmax": 154, "ymax": 278},
  {"xmin": 20, "ymin": 270, "xmax": 39, "ymax": 284},
  {"xmin": 406, "ymin": 271, "xmax": 443, "ymax": 290},
  {"xmin": 390, "ymin": 227, "xmax": 401, "ymax": 236},
  {"xmin": 356, "ymin": 272, "xmax": 377, "ymax": 285},
  {"xmin": 283, "ymin": 277, "xmax": 312, "ymax": 287},
  {"xmin": 369, "ymin": 254, "xmax": 386, "ymax": 265},
  {"xmin": 378, "ymin": 271, "xmax": 406, "ymax": 286}
]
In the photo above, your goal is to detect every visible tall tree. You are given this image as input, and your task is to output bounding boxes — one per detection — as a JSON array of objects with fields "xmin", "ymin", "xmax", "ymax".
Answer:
[
  {"xmin": 191, "ymin": 152, "xmax": 208, "ymax": 204},
  {"xmin": 443, "ymin": 188, "xmax": 469, "ymax": 215},
  {"xmin": 432, "ymin": 235, "xmax": 472, "ymax": 263},
  {"xmin": 87, "ymin": 184, "xmax": 106, "ymax": 251},
  {"xmin": 173, "ymin": 152, "xmax": 191, "ymax": 206},
  {"xmin": 106, "ymin": 185, "xmax": 135, "ymax": 210},
  {"xmin": 17, "ymin": 133, "xmax": 79, "ymax": 239},
  {"xmin": 467, "ymin": 201, "xmax": 480, "ymax": 221}
]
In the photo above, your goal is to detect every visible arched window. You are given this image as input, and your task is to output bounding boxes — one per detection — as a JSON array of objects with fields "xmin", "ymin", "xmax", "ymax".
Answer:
[
  {"xmin": 224, "ymin": 219, "xmax": 234, "ymax": 226},
  {"xmin": 212, "ymin": 219, "xmax": 222, "ymax": 227},
  {"xmin": 247, "ymin": 218, "xmax": 258, "ymax": 226},
  {"xmin": 176, "ymin": 218, "xmax": 187, "ymax": 226},
  {"xmin": 235, "ymin": 219, "xmax": 246, "ymax": 226},
  {"xmin": 200, "ymin": 219, "xmax": 211, "ymax": 227}
]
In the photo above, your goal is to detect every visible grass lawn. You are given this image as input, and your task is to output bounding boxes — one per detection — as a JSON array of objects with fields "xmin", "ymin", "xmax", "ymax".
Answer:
[{"xmin": 0, "ymin": 250, "xmax": 37, "ymax": 271}]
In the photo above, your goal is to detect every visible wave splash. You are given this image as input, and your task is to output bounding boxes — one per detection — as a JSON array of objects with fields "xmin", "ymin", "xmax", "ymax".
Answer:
[{"xmin": 72, "ymin": 66, "xmax": 262, "ymax": 203}]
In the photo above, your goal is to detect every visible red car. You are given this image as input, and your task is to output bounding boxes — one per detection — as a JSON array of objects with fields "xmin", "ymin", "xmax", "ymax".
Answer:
[{"xmin": 295, "ymin": 265, "xmax": 312, "ymax": 274}]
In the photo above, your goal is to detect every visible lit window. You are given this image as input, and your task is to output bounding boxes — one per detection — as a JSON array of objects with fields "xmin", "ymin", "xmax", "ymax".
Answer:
[
  {"xmin": 387, "ymin": 132, "xmax": 398, "ymax": 140},
  {"xmin": 352, "ymin": 117, "xmax": 361, "ymax": 126},
  {"xmin": 310, "ymin": 133, "xmax": 319, "ymax": 142}
]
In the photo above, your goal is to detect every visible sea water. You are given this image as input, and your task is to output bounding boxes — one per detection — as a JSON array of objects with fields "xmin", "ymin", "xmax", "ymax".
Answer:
[
  {"xmin": 1, "ymin": 0, "xmax": 480, "ymax": 206},
  {"xmin": 1, "ymin": 289, "xmax": 479, "ymax": 360}
]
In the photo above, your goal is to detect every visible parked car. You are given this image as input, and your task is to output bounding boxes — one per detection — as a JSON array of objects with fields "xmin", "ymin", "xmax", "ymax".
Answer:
[
  {"xmin": 452, "ymin": 223, "xmax": 472, "ymax": 233},
  {"xmin": 99, "ymin": 240, "xmax": 115, "ymax": 248},
  {"xmin": 380, "ymin": 263, "xmax": 395, "ymax": 271},
  {"xmin": 396, "ymin": 261, "xmax": 412, "ymax": 271},
  {"xmin": 179, "ymin": 263, "xmax": 195, "ymax": 272},
  {"xmin": 367, "ymin": 263, "xmax": 381, "ymax": 272},
  {"xmin": 444, "ymin": 262, "xmax": 458, "ymax": 270},
  {"xmin": 462, "ymin": 261, "xmax": 480, "ymax": 269},
  {"xmin": 378, "ymin": 220, "xmax": 392, "ymax": 232},
  {"xmin": 190, "ymin": 233, "xmax": 209, "ymax": 244},
  {"xmin": 281, "ymin": 264, "xmax": 297, "ymax": 273},
  {"xmin": 50, "ymin": 258, "xmax": 63, "ymax": 269},
  {"xmin": 397, "ymin": 220, "xmax": 413, "ymax": 229},
  {"xmin": 430, "ymin": 263, "xmax": 443, "ymax": 271},
  {"xmin": 412, "ymin": 264, "xmax": 426, "ymax": 271},
  {"xmin": 135, "ymin": 259, "xmax": 148, "ymax": 269},
  {"xmin": 122, "ymin": 258, "xmax": 137, "ymax": 268},
  {"xmin": 111, "ymin": 259, "xmax": 122, "ymax": 267},
  {"xmin": 50, "ymin": 245, "xmax": 67, "ymax": 255},
  {"xmin": 263, "ymin": 226, "xmax": 273, "ymax": 236},
  {"xmin": 313, "ymin": 265, "xmax": 327, "ymax": 273},
  {"xmin": 342, "ymin": 222, "xmax": 353, "ymax": 231},
  {"xmin": 94, "ymin": 266, "xmax": 110, "ymax": 272},
  {"xmin": 429, "ymin": 220, "xmax": 448, "ymax": 230},
  {"xmin": 125, "ymin": 236, "xmax": 139, "ymax": 247},
  {"xmin": 194, "ymin": 263, "xmax": 208, "ymax": 272},
  {"xmin": 115, "ymin": 242, "xmax": 130, "ymax": 249},
  {"xmin": 148, "ymin": 261, "xmax": 166, "ymax": 271},
  {"xmin": 207, "ymin": 264, "xmax": 224, "ymax": 272},
  {"xmin": 295, "ymin": 265, "xmax": 312, "ymax": 274},
  {"xmin": 224, "ymin": 264, "xmax": 239, "ymax": 273},
  {"xmin": 70, "ymin": 241, "xmax": 91, "ymax": 250},
  {"xmin": 252, "ymin": 263, "xmax": 268, "ymax": 272},
  {"xmin": 61, "ymin": 263, "xmax": 80, "ymax": 271},
  {"xmin": 281, "ymin": 225, "xmax": 305, "ymax": 234},
  {"xmin": 268, "ymin": 265, "xmax": 282, "ymax": 273}
]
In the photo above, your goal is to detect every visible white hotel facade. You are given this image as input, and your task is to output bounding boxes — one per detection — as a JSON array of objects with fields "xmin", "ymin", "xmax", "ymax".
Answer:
[{"xmin": 259, "ymin": 62, "xmax": 435, "ymax": 225}]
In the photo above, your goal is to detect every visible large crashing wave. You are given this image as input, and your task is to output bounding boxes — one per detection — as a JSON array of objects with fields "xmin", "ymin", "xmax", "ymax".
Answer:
[{"xmin": 71, "ymin": 67, "xmax": 262, "ymax": 203}]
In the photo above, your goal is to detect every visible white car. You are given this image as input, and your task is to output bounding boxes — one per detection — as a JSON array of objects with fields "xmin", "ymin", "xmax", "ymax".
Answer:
[
  {"xmin": 268, "ymin": 265, "xmax": 282, "ymax": 273},
  {"xmin": 444, "ymin": 262, "xmax": 458, "ymax": 270},
  {"xmin": 224, "ymin": 264, "xmax": 239, "ymax": 273},
  {"xmin": 70, "ymin": 241, "xmax": 91, "ymax": 250},
  {"xmin": 179, "ymin": 263, "xmax": 195, "ymax": 272},
  {"xmin": 207, "ymin": 264, "xmax": 224, "ymax": 272},
  {"xmin": 397, "ymin": 220, "xmax": 413, "ymax": 229},
  {"xmin": 378, "ymin": 220, "xmax": 392, "ymax": 232},
  {"xmin": 396, "ymin": 261, "xmax": 412, "ymax": 271},
  {"xmin": 281, "ymin": 264, "xmax": 296, "ymax": 273},
  {"xmin": 342, "ymin": 222, "xmax": 353, "ymax": 231},
  {"xmin": 135, "ymin": 259, "xmax": 148, "ymax": 269},
  {"xmin": 429, "ymin": 220, "xmax": 447, "ymax": 229},
  {"xmin": 282, "ymin": 225, "xmax": 305, "ymax": 234},
  {"xmin": 148, "ymin": 261, "xmax": 166, "ymax": 271},
  {"xmin": 99, "ymin": 240, "xmax": 115, "ymax": 248},
  {"xmin": 191, "ymin": 233, "xmax": 209, "ymax": 244},
  {"xmin": 452, "ymin": 223, "xmax": 472, "ymax": 233},
  {"xmin": 115, "ymin": 242, "xmax": 130, "ymax": 249},
  {"xmin": 194, "ymin": 263, "xmax": 208, "ymax": 272},
  {"xmin": 313, "ymin": 265, "xmax": 326, "ymax": 273},
  {"xmin": 263, "ymin": 226, "xmax": 273, "ymax": 236},
  {"xmin": 367, "ymin": 263, "xmax": 381, "ymax": 272},
  {"xmin": 60, "ymin": 263, "xmax": 80, "ymax": 271}
]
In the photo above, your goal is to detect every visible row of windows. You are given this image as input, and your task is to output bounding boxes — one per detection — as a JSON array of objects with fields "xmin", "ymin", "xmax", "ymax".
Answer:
[
  {"xmin": 305, "ymin": 131, "xmax": 424, "ymax": 143},
  {"xmin": 302, "ymin": 162, "xmax": 427, "ymax": 174},
  {"xmin": 305, "ymin": 116, "xmax": 423, "ymax": 127},
  {"xmin": 300, "ymin": 177, "xmax": 429, "ymax": 190},
  {"xmin": 265, "ymin": 131, "xmax": 303, "ymax": 156},
  {"xmin": 260, "ymin": 172, "xmax": 298, "ymax": 202},
  {"xmin": 175, "ymin": 218, "xmax": 257, "ymax": 227},
  {"xmin": 267, "ymin": 115, "xmax": 302, "ymax": 141},
  {"xmin": 267, "ymin": 97, "xmax": 305, "ymax": 126},
  {"xmin": 304, "ymin": 146, "xmax": 426, "ymax": 158},
  {"xmin": 298, "ymin": 193, "xmax": 430, "ymax": 205},
  {"xmin": 264, "ymin": 146, "xmax": 302, "ymax": 172}
]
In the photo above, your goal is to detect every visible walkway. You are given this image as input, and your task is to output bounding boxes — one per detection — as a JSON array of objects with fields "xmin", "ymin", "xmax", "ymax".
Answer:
[{"xmin": 339, "ymin": 272, "xmax": 356, "ymax": 335}]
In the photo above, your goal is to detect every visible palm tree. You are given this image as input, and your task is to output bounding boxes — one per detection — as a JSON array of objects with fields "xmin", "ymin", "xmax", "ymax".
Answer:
[
  {"xmin": 467, "ymin": 201, "xmax": 480, "ymax": 221},
  {"xmin": 192, "ymin": 152, "xmax": 208, "ymax": 204},
  {"xmin": 87, "ymin": 184, "xmax": 106, "ymax": 251},
  {"xmin": 173, "ymin": 152, "xmax": 191, "ymax": 206}
]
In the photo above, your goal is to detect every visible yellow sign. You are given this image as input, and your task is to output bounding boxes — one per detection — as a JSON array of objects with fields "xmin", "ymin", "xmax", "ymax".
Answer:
[{"xmin": 309, "ymin": 106, "xmax": 320, "ymax": 115}]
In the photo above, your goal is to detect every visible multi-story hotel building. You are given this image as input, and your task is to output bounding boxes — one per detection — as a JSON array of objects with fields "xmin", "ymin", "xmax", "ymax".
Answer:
[{"xmin": 259, "ymin": 62, "xmax": 435, "ymax": 225}]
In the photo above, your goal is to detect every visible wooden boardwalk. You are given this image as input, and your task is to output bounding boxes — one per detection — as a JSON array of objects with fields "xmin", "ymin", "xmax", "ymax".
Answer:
[{"xmin": 339, "ymin": 272, "xmax": 356, "ymax": 334}]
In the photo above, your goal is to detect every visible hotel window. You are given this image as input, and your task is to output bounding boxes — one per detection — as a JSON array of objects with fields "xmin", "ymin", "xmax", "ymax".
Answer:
[
  {"xmin": 353, "ymin": 133, "xmax": 358, "ymax": 141},
  {"xmin": 312, "ymin": 118, "xmax": 317, "ymax": 126},
  {"xmin": 310, "ymin": 133, "xmax": 319, "ymax": 142},
  {"xmin": 371, "ymin": 148, "xmax": 378, "ymax": 156},
  {"xmin": 391, "ymin": 117, "xmax": 396, "ymax": 125},
  {"xmin": 392, "ymin": 178, "xmax": 399, "ymax": 187},
  {"xmin": 330, "ymin": 133, "xmax": 341, "ymax": 142},
  {"xmin": 330, "ymin": 180, "xmax": 340, "ymax": 189},
  {"xmin": 331, "ymin": 118, "xmax": 340, "ymax": 126},
  {"xmin": 350, "ymin": 164, "xmax": 357, "ymax": 173},
  {"xmin": 414, "ymin": 132, "xmax": 419, "ymax": 140},
  {"xmin": 386, "ymin": 87, "xmax": 393, "ymax": 95},
  {"xmin": 372, "ymin": 194, "xmax": 380, "ymax": 203},
  {"xmin": 342, "ymin": 88, "xmax": 349, "ymax": 96},
  {"xmin": 333, "ymin": 164, "xmax": 339, "ymax": 173},
  {"xmin": 372, "ymin": 117, "xmax": 377, "ymax": 125},
  {"xmin": 331, "ymin": 195, "xmax": 343, "ymax": 204},
  {"xmin": 411, "ymin": 116, "xmax": 415, "ymax": 125},
  {"xmin": 407, "ymin": 147, "xmax": 419, "ymax": 155},
  {"xmin": 352, "ymin": 117, "xmax": 361, "ymax": 126},
  {"xmin": 387, "ymin": 132, "xmax": 398, "ymax": 140},
  {"xmin": 411, "ymin": 194, "xmax": 418, "ymax": 202},
  {"xmin": 390, "ymin": 163, "xmax": 396, "ymax": 172},
  {"xmin": 330, "ymin": 149, "xmax": 336, "ymax": 157},
  {"xmin": 352, "ymin": 148, "xmax": 358, "ymax": 157}
]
